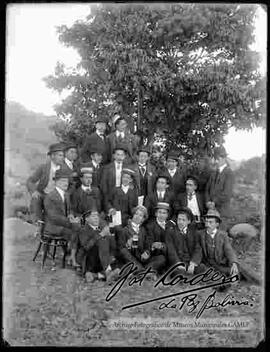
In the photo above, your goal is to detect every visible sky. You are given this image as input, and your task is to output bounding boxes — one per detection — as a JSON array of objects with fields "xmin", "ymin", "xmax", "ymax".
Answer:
[{"xmin": 6, "ymin": 3, "xmax": 266, "ymax": 161}]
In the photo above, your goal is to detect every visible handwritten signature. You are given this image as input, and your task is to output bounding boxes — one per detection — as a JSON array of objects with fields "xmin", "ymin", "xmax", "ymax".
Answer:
[{"xmin": 105, "ymin": 262, "xmax": 251, "ymax": 318}]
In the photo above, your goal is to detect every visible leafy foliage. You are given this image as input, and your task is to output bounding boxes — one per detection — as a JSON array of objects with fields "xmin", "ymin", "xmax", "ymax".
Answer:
[{"xmin": 45, "ymin": 4, "xmax": 265, "ymax": 158}]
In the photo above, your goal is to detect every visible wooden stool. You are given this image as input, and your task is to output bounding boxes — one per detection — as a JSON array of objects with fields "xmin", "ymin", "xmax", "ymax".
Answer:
[{"xmin": 33, "ymin": 221, "xmax": 68, "ymax": 269}]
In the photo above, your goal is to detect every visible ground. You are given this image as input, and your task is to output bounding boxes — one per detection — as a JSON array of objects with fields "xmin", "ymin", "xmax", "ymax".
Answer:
[{"xmin": 3, "ymin": 218, "xmax": 263, "ymax": 347}]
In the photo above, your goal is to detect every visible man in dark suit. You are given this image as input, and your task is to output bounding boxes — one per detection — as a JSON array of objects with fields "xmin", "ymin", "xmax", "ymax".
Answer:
[
  {"xmin": 70, "ymin": 166, "xmax": 102, "ymax": 217},
  {"xmin": 27, "ymin": 143, "xmax": 65, "ymax": 223},
  {"xmin": 174, "ymin": 175, "xmax": 205, "ymax": 227},
  {"xmin": 80, "ymin": 117, "xmax": 109, "ymax": 165},
  {"xmin": 43, "ymin": 169, "xmax": 81, "ymax": 267},
  {"xmin": 166, "ymin": 207, "xmax": 206, "ymax": 275},
  {"xmin": 133, "ymin": 146, "xmax": 157, "ymax": 203},
  {"xmin": 61, "ymin": 143, "xmax": 81, "ymax": 194},
  {"xmin": 144, "ymin": 174, "xmax": 175, "ymax": 220},
  {"xmin": 84, "ymin": 145, "xmax": 104, "ymax": 189},
  {"xmin": 205, "ymin": 146, "xmax": 234, "ymax": 230},
  {"xmin": 145, "ymin": 202, "xmax": 175, "ymax": 272},
  {"xmin": 76, "ymin": 209, "xmax": 119, "ymax": 283},
  {"xmin": 197, "ymin": 209, "xmax": 239, "ymax": 277},
  {"xmin": 100, "ymin": 143, "xmax": 129, "ymax": 209},
  {"xmin": 161, "ymin": 150, "xmax": 187, "ymax": 195},
  {"xmin": 107, "ymin": 116, "xmax": 138, "ymax": 164}
]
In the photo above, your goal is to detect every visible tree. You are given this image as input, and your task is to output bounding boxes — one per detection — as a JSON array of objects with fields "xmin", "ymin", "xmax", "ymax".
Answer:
[{"xmin": 44, "ymin": 3, "xmax": 265, "ymax": 159}]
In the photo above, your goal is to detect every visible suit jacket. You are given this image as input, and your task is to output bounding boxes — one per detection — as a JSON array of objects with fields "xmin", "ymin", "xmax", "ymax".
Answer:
[
  {"xmin": 71, "ymin": 186, "xmax": 102, "ymax": 216},
  {"xmin": 107, "ymin": 131, "xmax": 138, "ymax": 163},
  {"xmin": 133, "ymin": 163, "xmax": 157, "ymax": 197},
  {"xmin": 161, "ymin": 167, "xmax": 187, "ymax": 194},
  {"xmin": 205, "ymin": 166, "xmax": 234, "ymax": 217},
  {"xmin": 80, "ymin": 132, "xmax": 109, "ymax": 164},
  {"xmin": 60, "ymin": 160, "xmax": 81, "ymax": 191},
  {"xmin": 43, "ymin": 188, "xmax": 72, "ymax": 235},
  {"xmin": 145, "ymin": 220, "xmax": 174, "ymax": 256},
  {"xmin": 166, "ymin": 224, "xmax": 202, "ymax": 265},
  {"xmin": 106, "ymin": 187, "xmax": 138, "ymax": 226},
  {"xmin": 174, "ymin": 191, "xmax": 205, "ymax": 217},
  {"xmin": 198, "ymin": 229, "xmax": 238, "ymax": 266},
  {"xmin": 144, "ymin": 189, "xmax": 175, "ymax": 219},
  {"xmin": 26, "ymin": 161, "xmax": 51, "ymax": 194},
  {"xmin": 117, "ymin": 222, "xmax": 149, "ymax": 256},
  {"xmin": 100, "ymin": 161, "xmax": 129, "ymax": 201},
  {"xmin": 86, "ymin": 160, "xmax": 103, "ymax": 188}
]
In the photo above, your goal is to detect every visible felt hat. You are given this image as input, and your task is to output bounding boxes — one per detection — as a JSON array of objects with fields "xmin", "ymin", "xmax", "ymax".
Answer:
[
  {"xmin": 204, "ymin": 209, "xmax": 222, "ymax": 223},
  {"xmin": 89, "ymin": 145, "xmax": 104, "ymax": 155},
  {"xmin": 177, "ymin": 207, "xmax": 194, "ymax": 222},
  {"xmin": 137, "ymin": 145, "xmax": 151, "ymax": 155},
  {"xmin": 166, "ymin": 150, "xmax": 179, "ymax": 161},
  {"xmin": 53, "ymin": 168, "xmax": 71, "ymax": 181},
  {"xmin": 47, "ymin": 143, "xmax": 65, "ymax": 155},
  {"xmin": 64, "ymin": 142, "xmax": 77, "ymax": 151},
  {"xmin": 155, "ymin": 202, "xmax": 170, "ymax": 211},
  {"xmin": 82, "ymin": 208, "xmax": 99, "ymax": 220},
  {"xmin": 79, "ymin": 164, "xmax": 94, "ymax": 176},
  {"xmin": 122, "ymin": 167, "xmax": 136, "ymax": 177},
  {"xmin": 132, "ymin": 205, "xmax": 148, "ymax": 219},
  {"xmin": 186, "ymin": 175, "xmax": 199, "ymax": 186},
  {"xmin": 113, "ymin": 143, "xmax": 128, "ymax": 153},
  {"xmin": 155, "ymin": 173, "xmax": 171, "ymax": 185}
]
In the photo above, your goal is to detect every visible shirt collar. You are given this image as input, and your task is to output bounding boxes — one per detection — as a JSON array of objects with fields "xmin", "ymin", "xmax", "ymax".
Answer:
[
  {"xmin": 131, "ymin": 221, "xmax": 140, "ymax": 232},
  {"xmin": 219, "ymin": 164, "xmax": 227, "ymax": 173},
  {"xmin": 121, "ymin": 184, "xmax": 130, "ymax": 192},
  {"xmin": 92, "ymin": 160, "xmax": 98, "ymax": 168},
  {"xmin": 207, "ymin": 228, "xmax": 217, "ymax": 237},
  {"xmin": 139, "ymin": 163, "xmax": 146, "ymax": 168},
  {"xmin": 89, "ymin": 224, "xmax": 99, "ymax": 231},
  {"xmin": 179, "ymin": 226, "xmax": 188, "ymax": 234},
  {"xmin": 115, "ymin": 160, "xmax": 123, "ymax": 166},
  {"xmin": 55, "ymin": 186, "xmax": 65, "ymax": 201},
  {"xmin": 116, "ymin": 130, "xmax": 124, "ymax": 137},
  {"xmin": 96, "ymin": 130, "xmax": 104, "ymax": 138},
  {"xmin": 65, "ymin": 158, "xmax": 73, "ymax": 169},
  {"xmin": 81, "ymin": 184, "xmax": 91, "ymax": 192},
  {"xmin": 157, "ymin": 219, "xmax": 166, "ymax": 228}
]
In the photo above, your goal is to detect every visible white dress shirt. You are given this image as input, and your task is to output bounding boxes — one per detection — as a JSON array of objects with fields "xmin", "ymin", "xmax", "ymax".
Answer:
[
  {"xmin": 157, "ymin": 220, "xmax": 166, "ymax": 230},
  {"xmin": 187, "ymin": 192, "xmax": 200, "ymax": 218},
  {"xmin": 92, "ymin": 160, "xmax": 99, "ymax": 169},
  {"xmin": 44, "ymin": 161, "xmax": 60, "ymax": 194},
  {"xmin": 157, "ymin": 190, "xmax": 165, "ymax": 199},
  {"xmin": 219, "ymin": 163, "xmax": 227, "ymax": 173},
  {"xmin": 168, "ymin": 168, "xmax": 177, "ymax": 178},
  {"xmin": 81, "ymin": 184, "xmax": 92, "ymax": 192},
  {"xmin": 116, "ymin": 131, "xmax": 125, "ymax": 139},
  {"xmin": 115, "ymin": 161, "xmax": 123, "ymax": 187},
  {"xmin": 65, "ymin": 158, "xmax": 73, "ymax": 169},
  {"xmin": 121, "ymin": 184, "xmax": 130, "ymax": 194},
  {"xmin": 96, "ymin": 131, "xmax": 104, "ymax": 140},
  {"xmin": 55, "ymin": 186, "xmax": 65, "ymax": 202},
  {"xmin": 207, "ymin": 228, "xmax": 217, "ymax": 239},
  {"xmin": 131, "ymin": 221, "xmax": 140, "ymax": 234}
]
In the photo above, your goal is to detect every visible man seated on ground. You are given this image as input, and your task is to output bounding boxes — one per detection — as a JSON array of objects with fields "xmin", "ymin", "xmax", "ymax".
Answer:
[
  {"xmin": 173, "ymin": 175, "xmax": 205, "ymax": 228},
  {"xmin": 166, "ymin": 207, "xmax": 206, "ymax": 276},
  {"xmin": 27, "ymin": 143, "xmax": 65, "ymax": 223},
  {"xmin": 117, "ymin": 205, "xmax": 164, "ymax": 277},
  {"xmin": 70, "ymin": 166, "xmax": 102, "ymax": 218},
  {"xmin": 106, "ymin": 168, "xmax": 138, "ymax": 228},
  {"xmin": 144, "ymin": 174, "xmax": 175, "ymax": 220},
  {"xmin": 43, "ymin": 169, "xmax": 81, "ymax": 268},
  {"xmin": 76, "ymin": 208, "xmax": 119, "ymax": 283},
  {"xmin": 145, "ymin": 202, "xmax": 175, "ymax": 273}
]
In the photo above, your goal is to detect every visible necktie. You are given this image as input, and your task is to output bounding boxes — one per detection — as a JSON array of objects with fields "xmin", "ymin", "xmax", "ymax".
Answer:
[
  {"xmin": 188, "ymin": 193, "xmax": 193, "ymax": 201},
  {"xmin": 140, "ymin": 166, "xmax": 146, "ymax": 176},
  {"xmin": 158, "ymin": 192, "xmax": 163, "ymax": 200}
]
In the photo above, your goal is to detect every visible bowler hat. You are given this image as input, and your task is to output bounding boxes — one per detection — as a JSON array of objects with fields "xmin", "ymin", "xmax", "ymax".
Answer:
[
  {"xmin": 114, "ymin": 115, "xmax": 126, "ymax": 126},
  {"xmin": 167, "ymin": 150, "xmax": 179, "ymax": 161},
  {"xmin": 113, "ymin": 143, "xmax": 128, "ymax": 153},
  {"xmin": 64, "ymin": 142, "xmax": 77, "ymax": 151},
  {"xmin": 204, "ymin": 209, "xmax": 222, "ymax": 223},
  {"xmin": 155, "ymin": 173, "xmax": 171, "ymax": 185},
  {"xmin": 137, "ymin": 145, "xmax": 151, "ymax": 155},
  {"xmin": 53, "ymin": 169, "xmax": 71, "ymax": 181},
  {"xmin": 89, "ymin": 145, "xmax": 104, "ymax": 155},
  {"xmin": 47, "ymin": 143, "xmax": 65, "ymax": 155},
  {"xmin": 95, "ymin": 117, "xmax": 108, "ymax": 125},
  {"xmin": 155, "ymin": 202, "xmax": 170, "ymax": 212},
  {"xmin": 177, "ymin": 207, "xmax": 194, "ymax": 222},
  {"xmin": 82, "ymin": 208, "xmax": 99, "ymax": 219},
  {"xmin": 213, "ymin": 146, "xmax": 227, "ymax": 158}
]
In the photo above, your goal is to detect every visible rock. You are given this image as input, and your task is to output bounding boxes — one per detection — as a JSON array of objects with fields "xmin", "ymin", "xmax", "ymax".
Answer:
[{"xmin": 229, "ymin": 223, "xmax": 258, "ymax": 239}]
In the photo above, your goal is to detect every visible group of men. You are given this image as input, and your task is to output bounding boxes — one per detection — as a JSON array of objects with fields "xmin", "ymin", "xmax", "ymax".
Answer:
[{"xmin": 27, "ymin": 115, "xmax": 243, "ymax": 285}]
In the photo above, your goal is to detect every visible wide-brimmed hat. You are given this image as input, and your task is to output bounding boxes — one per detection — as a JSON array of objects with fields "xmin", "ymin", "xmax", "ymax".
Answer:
[
  {"xmin": 53, "ymin": 169, "xmax": 71, "ymax": 181},
  {"xmin": 47, "ymin": 143, "xmax": 65, "ymax": 155},
  {"xmin": 155, "ymin": 202, "xmax": 170, "ymax": 212},
  {"xmin": 213, "ymin": 146, "xmax": 227, "ymax": 159},
  {"xmin": 166, "ymin": 150, "xmax": 179, "ymax": 161},
  {"xmin": 177, "ymin": 207, "xmax": 194, "ymax": 222},
  {"xmin": 113, "ymin": 143, "xmax": 128, "ymax": 153},
  {"xmin": 204, "ymin": 209, "xmax": 222, "ymax": 223}
]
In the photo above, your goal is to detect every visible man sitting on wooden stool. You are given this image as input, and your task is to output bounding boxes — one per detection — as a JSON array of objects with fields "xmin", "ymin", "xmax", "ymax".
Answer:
[
  {"xmin": 27, "ymin": 143, "xmax": 65, "ymax": 223},
  {"xmin": 77, "ymin": 208, "xmax": 120, "ymax": 283},
  {"xmin": 43, "ymin": 169, "xmax": 81, "ymax": 268}
]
